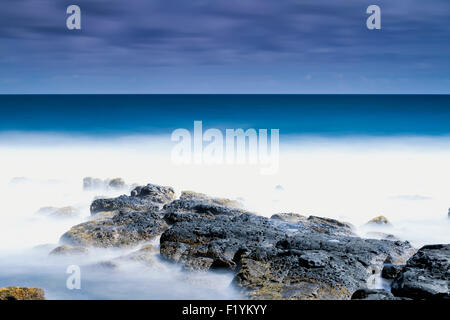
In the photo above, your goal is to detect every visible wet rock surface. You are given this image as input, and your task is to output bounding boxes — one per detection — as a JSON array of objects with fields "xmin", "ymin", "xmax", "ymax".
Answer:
[
  {"xmin": 351, "ymin": 288, "xmax": 402, "ymax": 300},
  {"xmin": 0, "ymin": 287, "xmax": 45, "ymax": 300},
  {"xmin": 391, "ymin": 244, "xmax": 449, "ymax": 300}
]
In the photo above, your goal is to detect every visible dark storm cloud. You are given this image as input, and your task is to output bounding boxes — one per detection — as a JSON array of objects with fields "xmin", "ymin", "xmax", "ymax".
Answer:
[{"xmin": 0, "ymin": 0, "xmax": 449, "ymax": 92}]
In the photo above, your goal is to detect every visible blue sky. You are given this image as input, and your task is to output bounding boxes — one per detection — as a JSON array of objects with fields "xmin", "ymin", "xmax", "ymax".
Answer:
[{"xmin": 0, "ymin": 0, "xmax": 449, "ymax": 93}]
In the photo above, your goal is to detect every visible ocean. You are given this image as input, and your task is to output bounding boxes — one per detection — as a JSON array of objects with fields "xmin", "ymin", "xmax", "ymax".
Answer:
[{"xmin": 0, "ymin": 94, "xmax": 449, "ymax": 299}]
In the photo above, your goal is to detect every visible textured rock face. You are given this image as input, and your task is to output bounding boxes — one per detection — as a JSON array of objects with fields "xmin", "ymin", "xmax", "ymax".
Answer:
[
  {"xmin": 160, "ymin": 209, "xmax": 414, "ymax": 299},
  {"xmin": 233, "ymin": 233, "xmax": 414, "ymax": 300},
  {"xmin": 90, "ymin": 183, "xmax": 175, "ymax": 214},
  {"xmin": 130, "ymin": 184, "xmax": 175, "ymax": 206},
  {"xmin": 392, "ymin": 244, "xmax": 450, "ymax": 300},
  {"xmin": 60, "ymin": 210, "xmax": 168, "ymax": 247},
  {"xmin": 0, "ymin": 287, "xmax": 45, "ymax": 300}
]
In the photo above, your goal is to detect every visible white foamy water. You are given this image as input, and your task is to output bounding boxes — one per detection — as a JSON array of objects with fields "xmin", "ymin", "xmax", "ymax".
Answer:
[{"xmin": 0, "ymin": 133, "xmax": 449, "ymax": 299}]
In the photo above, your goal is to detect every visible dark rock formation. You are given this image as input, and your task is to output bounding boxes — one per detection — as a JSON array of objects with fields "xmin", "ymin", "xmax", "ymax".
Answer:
[
  {"xmin": 0, "ymin": 287, "xmax": 45, "ymax": 300},
  {"xmin": 90, "ymin": 183, "xmax": 175, "ymax": 214},
  {"xmin": 382, "ymin": 263, "xmax": 404, "ymax": 279},
  {"xmin": 391, "ymin": 244, "xmax": 449, "ymax": 300},
  {"xmin": 351, "ymin": 288, "xmax": 402, "ymax": 300},
  {"xmin": 160, "ymin": 208, "xmax": 414, "ymax": 299},
  {"xmin": 271, "ymin": 213, "xmax": 355, "ymax": 237},
  {"xmin": 60, "ymin": 210, "xmax": 168, "ymax": 247}
]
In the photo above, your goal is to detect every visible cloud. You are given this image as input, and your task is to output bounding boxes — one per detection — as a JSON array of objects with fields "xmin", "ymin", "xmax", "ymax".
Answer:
[{"xmin": 0, "ymin": 0, "xmax": 449, "ymax": 93}]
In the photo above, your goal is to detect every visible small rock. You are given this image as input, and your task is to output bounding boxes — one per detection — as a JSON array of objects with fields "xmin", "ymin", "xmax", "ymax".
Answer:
[
  {"xmin": 351, "ymin": 288, "xmax": 401, "ymax": 300},
  {"xmin": 366, "ymin": 215, "xmax": 391, "ymax": 226},
  {"xmin": 49, "ymin": 244, "xmax": 88, "ymax": 256},
  {"xmin": 0, "ymin": 287, "xmax": 45, "ymax": 300},
  {"xmin": 36, "ymin": 206, "xmax": 80, "ymax": 219},
  {"xmin": 382, "ymin": 263, "xmax": 404, "ymax": 279}
]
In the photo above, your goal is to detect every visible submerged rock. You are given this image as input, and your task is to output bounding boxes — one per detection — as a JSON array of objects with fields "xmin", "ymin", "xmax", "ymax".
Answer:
[
  {"xmin": 49, "ymin": 244, "xmax": 89, "ymax": 256},
  {"xmin": 271, "ymin": 213, "xmax": 306, "ymax": 224},
  {"xmin": 366, "ymin": 215, "xmax": 391, "ymax": 226},
  {"xmin": 391, "ymin": 244, "xmax": 449, "ymax": 300},
  {"xmin": 351, "ymin": 288, "xmax": 402, "ymax": 300},
  {"xmin": 0, "ymin": 287, "xmax": 45, "ymax": 300},
  {"xmin": 60, "ymin": 210, "xmax": 168, "ymax": 247},
  {"xmin": 83, "ymin": 177, "xmax": 126, "ymax": 191},
  {"xmin": 36, "ymin": 206, "xmax": 80, "ymax": 219}
]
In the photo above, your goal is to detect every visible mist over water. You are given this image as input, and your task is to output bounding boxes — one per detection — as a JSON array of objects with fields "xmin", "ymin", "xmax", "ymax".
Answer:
[{"xmin": 0, "ymin": 133, "xmax": 449, "ymax": 299}]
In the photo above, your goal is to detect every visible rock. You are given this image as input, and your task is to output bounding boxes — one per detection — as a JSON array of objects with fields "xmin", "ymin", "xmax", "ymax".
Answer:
[
  {"xmin": 382, "ymin": 264, "xmax": 404, "ymax": 279},
  {"xmin": 366, "ymin": 215, "xmax": 391, "ymax": 226},
  {"xmin": 233, "ymin": 233, "xmax": 414, "ymax": 300},
  {"xmin": 36, "ymin": 206, "xmax": 80, "ymax": 219},
  {"xmin": 160, "ymin": 207, "xmax": 415, "ymax": 299},
  {"xmin": 90, "ymin": 195, "xmax": 160, "ymax": 215},
  {"xmin": 271, "ymin": 213, "xmax": 307, "ymax": 224},
  {"xmin": 364, "ymin": 232, "xmax": 399, "ymax": 241},
  {"xmin": 49, "ymin": 244, "xmax": 89, "ymax": 256},
  {"xmin": 351, "ymin": 288, "xmax": 401, "ymax": 300},
  {"xmin": 60, "ymin": 210, "xmax": 168, "ymax": 247},
  {"xmin": 90, "ymin": 183, "xmax": 175, "ymax": 214},
  {"xmin": 130, "ymin": 184, "xmax": 175, "ymax": 206},
  {"xmin": 83, "ymin": 177, "xmax": 126, "ymax": 191},
  {"xmin": 162, "ymin": 196, "xmax": 245, "ymax": 224},
  {"xmin": 271, "ymin": 214, "xmax": 355, "ymax": 237},
  {"xmin": 0, "ymin": 287, "xmax": 45, "ymax": 300},
  {"xmin": 179, "ymin": 191, "xmax": 242, "ymax": 208},
  {"xmin": 391, "ymin": 244, "xmax": 450, "ymax": 300}
]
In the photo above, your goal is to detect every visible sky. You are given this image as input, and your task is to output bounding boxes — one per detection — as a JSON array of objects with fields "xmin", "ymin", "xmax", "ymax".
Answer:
[{"xmin": 0, "ymin": 0, "xmax": 449, "ymax": 93}]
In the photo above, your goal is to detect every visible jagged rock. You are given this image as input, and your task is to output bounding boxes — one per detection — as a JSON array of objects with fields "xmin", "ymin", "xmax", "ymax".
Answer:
[
  {"xmin": 60, "ymin": 210, "xmax": 168, "ymax": 247},
  {"xmin": 160, "ymin": 208, "xmax": 414, "ymax": 299},
  {"xmin": 391, "ymin": 244, "xmax": 450, "ymax": 300},
  {"xmin": 36, "ymin": 206, "xmax": 80, "ymax": 219},
  {"xmin": 382, "ymin": 263, "xmax": 404, "ymax": 279},
  {"xmin": 366, "ymin": 216, "xmax": 391, "ymax": 226},
  {"xmin": 49, "ymin": 244, "xmax": 88, "ymax": 256},
  {"xmin": 351, "ymin": 288, "xmax": 401, "ymax": 300},
  {"xmin": 91, "ymin": 183, "xmax": 175, "ymax": 214},
  {"xmin": 0, "ymin": 287, "xmax": 45, "ymax": 300},
  {"xmin": 233, "ymin": 233, "xmax": 414, "ymax": 300}
]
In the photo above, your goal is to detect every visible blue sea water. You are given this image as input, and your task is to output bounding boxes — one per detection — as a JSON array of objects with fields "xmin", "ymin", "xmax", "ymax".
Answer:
[{"xmin": 0, "ymin": 95, "xmax": 449, "ymax": 136}]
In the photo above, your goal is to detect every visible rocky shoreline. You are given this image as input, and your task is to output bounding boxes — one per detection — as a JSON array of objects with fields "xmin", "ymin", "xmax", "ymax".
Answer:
[{"xmin": 3, "ymin": 182, "xmax": 449, "ymax": 300}]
